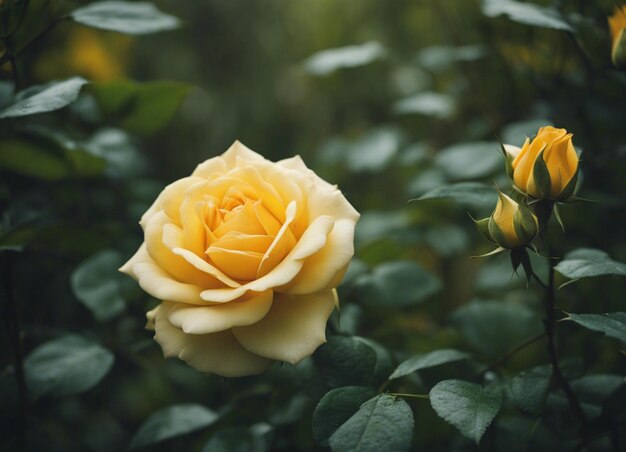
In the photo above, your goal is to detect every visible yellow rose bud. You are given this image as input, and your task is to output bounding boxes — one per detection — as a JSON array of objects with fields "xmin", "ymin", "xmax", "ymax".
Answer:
[
  {"xmin": 487, "ymin": 192, "xmax": 538, "ymax": 249},
  {"xmin": 120, "ymin": 141, "xmax": 360, "ymax": 377},
  {"xmin": 509, "ymin": 126, "xmax": 579, "ymax": 200},
  {"xmin": 609, "ymin": 6, "xmax": 626, "ymax": 67}
]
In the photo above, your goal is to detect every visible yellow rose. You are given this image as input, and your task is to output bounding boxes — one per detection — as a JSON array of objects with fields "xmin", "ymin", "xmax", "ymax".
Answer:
[
  {"xmin": 483, "ymin": 191, "xmax": 538, "ymax": 249},
  {"xmin": 120, "ymin": 142, "xmax": 359, "ymax": 377},
  {"xmin": 506, "ymin": 126, "xmax": 579, "ymax": 200},
  {"xmin": 609, "ymin": 6, "xmax": 626, "ymax": 67}
]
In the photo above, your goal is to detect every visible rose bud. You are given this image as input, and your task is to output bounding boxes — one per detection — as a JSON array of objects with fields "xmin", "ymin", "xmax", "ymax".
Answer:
[
  {"xmin": 121, "ymin": 142, "xmax": 359, "ymax": 377},
  {"xmin": 504, "ymin": 126, "xmax": 579, "ymax": 201},
  {"xmin": 609, "ymin": 6, "xmax": 626, "ymax": 67}
]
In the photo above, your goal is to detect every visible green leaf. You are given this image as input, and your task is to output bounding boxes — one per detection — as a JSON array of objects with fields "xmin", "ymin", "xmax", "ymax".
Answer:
[
  {"xmin": 304, "ymin": 41, "xmax": 386, "ymax": 76},
  {"xmin": 392, "ymin": 91, "xmax": 455, "ymax": 119},
  {"xmin": 71, "ymin": 250, "xmax": 126, "ymax": 322},
  {"xmin": 389, "ymin": 349, "xmax": 470, "ymax": 381},
  {"xmin": 83, "ymin": 128, "xmax": 147, "ymax": 178},
  {"xmin": 354, "ymin": 337, "xmax": 394, "ymax": 385},
  {"xmin": 435, "ymin": 142, "xmax": 501, "ymax": 180},
  {"xmin": 566, "ymin": 312, "xmax": 626, "ymax": 345},
  {"xmin": 203, "ymin": 423, "xmax": 272, "ymax": 452},
  {"xmin": 71, "ymin": 1, "xmax": 180, "ymax": 35},
  {"xmin": 417, "ymin": 182, "xmax": 498, "ymax": 210},
  {"xmin": 90, "ymin": 80, "xmax": 192, "ymax": 135},
  {"xmin": 312, "ymin": 386, "xmax": 377, "ymax": 446},
  {"xmin": 329, "ymin": 394, "xmax": 414, "ymax": 452},
  {"xmin": 430, "ymin": 380, "xmax": 502, "ymax": 443},
  {"xmin": 313, "ymin": 336, "xmax": 377, "ymax": 388},
  {"xmin": 555, "ymin": 248, "xmax": 626, "ymax": 286},
  {"xmin": 416, "ymin": 45, "xmax": 486, "ymax": 72},
  {"xmin": 450, "ymin": 300, "xmax": 543, "ymax": 358},
  {"xmin": 353, "ymin": 260, "xmax": 442, "ymax": 308},
  {"xmin": 346, "ymin": 127, "xmax": 401, "ymax": 172},
  {"xmin": 131, "ymin": 404, "xmax": 219, "ymax": 449},
  {"xmin": 510, "ymin": 365, "xmax": 551, "ymax": 416},
  {"xmin": 482, "ymin": 0, "xmax": 573, "ymax": 31},
  {"xmin": 24, "ymin": 335, "xmax": 114, "ymax": 398},
  {"xmin": 0, "ymin": 137, "xmax": 69, "ymax": 180},
  {"xmin": 0, "ymin": 77, "xmax": 87, "ymax": 118}
]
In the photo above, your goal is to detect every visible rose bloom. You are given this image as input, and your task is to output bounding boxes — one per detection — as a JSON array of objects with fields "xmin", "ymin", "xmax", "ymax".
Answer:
[
  {"xmin": 609, "ymin": 6, "xmax": 626, "ymax": 67},
  {"xmin": 120, "ymin": 142, "xmax": 359, "ymax": 377},
  {"xmin": 504, "ymin": 126, "xmax": 579, "ymax": 200}
]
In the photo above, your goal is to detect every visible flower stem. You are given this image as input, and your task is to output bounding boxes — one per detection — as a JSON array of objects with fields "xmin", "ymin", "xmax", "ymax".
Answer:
[
  {"xmin": 1, "ymin": 251, "xmax": 27, "ymax": 451},
  {"xmin": 478, "ymin": 331, "xmax": 546, "ymax": 376},
  {"xmin": 386, "ymin": 392, "xmax": 429, "ymax": 400},
  {"xmin": 538, "ymin": 263, "xmax": 588, "ymax": 447}
]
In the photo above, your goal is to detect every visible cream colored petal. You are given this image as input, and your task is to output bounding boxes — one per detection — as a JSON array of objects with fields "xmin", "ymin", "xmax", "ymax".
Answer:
[
  {"xmin": 199, "ymin": 214, "xmax": 335, "ymax": 302},
  {"xmin": 233, "ymin": 290, "xmax": 337, "ymax": 364},
  {"xmin": 258, "ymin": 201, "xmax": 297, "ymax": 277},
  {"xmin": 167, "ymin": 290, "xmax": 273, "ymax": 334},
  {"xmin": 120, "ymin": 245, "xmax": 206, "ymax": 304},
  {"xmin": 153, "ymin": 304, "xmax": 272, "ymax": 377},
  {"xmin": 206, "ymin": 247, "xmax": 264, "ymax": 281},
  {"xmin": 502, "ymin": 144, "xmax": 521, "ymax": 159},
  {"xmin": 191, "ymin": 154, "xmax": 229, "ymax": 179},
  {"xmin": 303, "ymin": 181, "xmax": 360, "ymax": 224},
  {"xmin": 220, "ymin": 141, "xmax": 267, "ymax": 167},
  {"xmin": 283, "ymin": 218, "xmax": 356, "ymax": 294},
  {"xmin": 277, "ymin": 155, "xmax": 337, "ymax": 191}
]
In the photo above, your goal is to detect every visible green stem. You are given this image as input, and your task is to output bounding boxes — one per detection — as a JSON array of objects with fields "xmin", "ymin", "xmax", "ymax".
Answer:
[
  {"xmin": 1, "ymin": 251, "xmax": 27, "ymax": 451},
  {"xmin": 478, "ymin": 331, "xmax": 547, "ymax": 375},
  {"xmin": 386, "ymin": 392, "xmax": 429, "ymax": 400}
]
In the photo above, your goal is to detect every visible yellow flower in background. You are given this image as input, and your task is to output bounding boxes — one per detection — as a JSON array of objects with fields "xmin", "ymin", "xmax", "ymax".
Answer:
[
  {"xmin": 487, "ymin": 192, "xmax": 538, "ymax": 249},
  {"xmin": 35, "ymin": 28, "xmax": 131, "ymax": 82},
  {"xmin": 505, "ymin": 126, "xmax": 579, "ymax": 200},
  {"xmin": 121, "ymin": 142, "xmax": 359, "ymax": 377},
  {"xmin": 609, "ymin": 6, "xmax": 626, "ymax": 67}
]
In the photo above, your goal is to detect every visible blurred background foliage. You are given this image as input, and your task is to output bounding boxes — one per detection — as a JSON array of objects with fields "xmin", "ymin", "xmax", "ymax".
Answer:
[{"xmin": 1, "ymin": 0, "xmax": 625, "ymax": 451}]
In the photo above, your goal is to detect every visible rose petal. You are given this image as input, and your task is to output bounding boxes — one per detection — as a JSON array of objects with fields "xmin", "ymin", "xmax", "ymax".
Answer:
[
  {"xmin": 258, "ymin": 201, "xmax": 297, "ymax": 277},
  {"xmin": 154, "ymin": 304, "xmax": 272, "ymax": 377},
  {"xmin": 206, "ymin": 247, "xmax": 264, "ymax": 281},
  {"xmin": 277, "ymin": 155, "xmax": 337, "ymax": 191},
  {"xmin": 233, "ymin": 289, "xmax": 337, "ymax": 364},
  {"xmin": 166, "ymin": 290, "xmax": 273, "ymax": 334}
]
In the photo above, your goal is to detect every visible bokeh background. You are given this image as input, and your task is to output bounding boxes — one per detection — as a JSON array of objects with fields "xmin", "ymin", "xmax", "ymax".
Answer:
[{"xmin": 1, "ymin": 0, "xmax": 625, "ymax": 450}]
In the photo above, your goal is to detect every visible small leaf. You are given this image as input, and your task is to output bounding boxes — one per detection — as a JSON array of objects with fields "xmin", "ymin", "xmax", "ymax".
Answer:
[
  {"xmin": 566, "ymin": 312, "xmax": 626, "ymax": 345},
  {"xmin": 0, "ymin": 137, "xmax": 69, "ymax": 180},
  {"xmin": 312, "ymin": 386, "xmax": 377, "ymax": 446},
  {"xmin": 482, "ymin": 0, "xmax": 573, "ymax": 31},
  {"xmin": 345, "ymin": 127, "xmax": 401, "ymax": 172},
  {"xmin": 71, "ymin": 250, "xmax": 126, "ymax": 321},
  {"xmin": 510, "ymin": 365, "xmax": 551, "ymax": 416},
  {"xmin": 353, "ymin": 260, "xmax": 442, "ymax": 308},
  {"xmin": 24, "ymin": 335, "xmax": 114, "ymax": 398},
  {"xmin": 416, "ymin": 182, "xmax": 498, "ymax": 210},
  {"xmin": 435, "ymin": 142, "xmax": 502, "ymax": 181},
  {"xmin": 555, "ymin": 248, "xmax": 626, "ymax": 286},
  {"xmin": 329, "ymin": 394, "xmax": 414, "ymax": 452},
  {"xmin": 430, "ymin": 380, "xmax": 502, "ymax": 443},
  {"xmin": 71, "ymin": 1, "xmax": 180, "ymax": 35},
  {"xmin": 203, "ymin": 423, "xmax": 272, "ymax": 452},
  {"xmin": 304, "ymin": 41, "xmax": 386, "ymax": 76},
  {"xmin": 130, "ymin": 404, "xmax": 219, "ymax": 449},
  {"xmin": 0, "ymin": 77, "xmax": 87, "ymax": 118},
  {"xmin": 416, "ymin": 45, "xmax": 486, "ymax": 72},
  {"xmin": 392, "ymin": 91, "xmax": 455, "ymax": 119},
  {"xmin": 313, "ymin": 336, "xmax": 377, "ymax": 388},
  {"xmin": 389, "ymin": 349, "xmax": 470, "ymax": 381}
]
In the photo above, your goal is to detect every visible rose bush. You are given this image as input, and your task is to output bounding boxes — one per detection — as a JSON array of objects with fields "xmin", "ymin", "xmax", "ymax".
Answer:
[{"xmin": 120, "ymin": 141, "xmax": 359, "ymax": 377}]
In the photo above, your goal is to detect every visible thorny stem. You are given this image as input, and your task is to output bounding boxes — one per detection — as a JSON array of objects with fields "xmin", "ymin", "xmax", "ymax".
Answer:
[{"xmin": 1, "ymin": 251, "xmax": 27, "ymax": 451}]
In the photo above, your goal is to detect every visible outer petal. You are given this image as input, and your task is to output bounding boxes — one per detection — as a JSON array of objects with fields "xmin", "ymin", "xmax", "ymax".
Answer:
[
  {"xmin": 166, "ymin": 290, "xmax": 273, "ymax": 334},
  {"xmin": 154, "ymin": 303, "xmax": 272, "ymax": 377},
  {"xmin": 119, "ymin": 245, "xmax": 206, "ymax": 304},
  {"xmin": 277, "ymin": 155, "xmax": 337, "ymax": 191},
  {"xmin": 233, "ymin": 289, "xmax": 337, "ymax": 364}
]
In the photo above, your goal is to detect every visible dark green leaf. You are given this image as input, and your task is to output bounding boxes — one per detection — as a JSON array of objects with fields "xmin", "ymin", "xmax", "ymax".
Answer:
[
  {"xmin": 482, "ymin": 0, "xmax": 573, "ymax": 31},
  {"xmin": 0, "ymin": 78, "xmax": 87, "ymax": 118},
  {"xmin": 566, "ymin": 312, "xmax": 626, "ymax": 344},
  {"xmin": 353, "ymin": 260, "xmax": 441, "ymax": 307},
  {"xmin": 314, "ymin": 336, "xmax": 377, "ymax": 388},
  {"xmin": 71, "ymin": 250, "xmax": 126, "ymax": 321},
  {"xmin": 417, "ymin": 45, "xmax": 486, "ymax": 72},
  {"xmin": 417, "ymin": 182, "xmax": 498, "ymax": 210},
  {"xmin": 389, "ymin": 349, "xmax": 470, "ymax": 380},
  {"xmin": 130, "ymin": 404, "xmax": 218, "ymax": 449},
  {"xmin": 354, "ymin": 337, "xmax": 394, "ymax": 385},
  {"xmin": 430, "ymin": 380, "xmax": 502, "ymax": 443},
  {"xmin": 510, "ymin": 365, "xmax": 551, "ymax": 416},
  {"xmin": 0, "ymin": 137, "xmax": 69, "ymax": 180},
  {"xmin": 304, "ymin": 41, "xmax": 386, "ymax": 76},
  {"xmin": 346, "ymin": 127, "xmax": 401, "ymax": 172},
  {"xmin": 435, "ymin": 142, "xmax": 502, "ymax": 180},
  {"xmin": 393, "ymin": 91, "xmax": 455, "ymax": 118},
  {"xmin": 71, "ymin": 1, "xmax": 180, "ymax": 35},
  {"xmin": 24, "ymin": 335, "xmax": 114, "ymax": 398},
  {"xmin": 90, "ymin": 80, "xmax": 192, "ymax": 135},
  {"xmin": 450, "ymin": 300, "xmax": 543, "ymax": 358},
  {"xmin": 203, "ymin": 423, "xmax": 272, "ymax": 452},
  {"xmin": 555, "ymin": 248, "xmax": 626, "ymax": 286},
  {"xmin": 312, "ymin": 386, "xmax": 377, "ymax": 446},
  {"xmin": 329, "ymin": 394, "xmax": 414, "ymax": 452}
]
